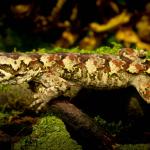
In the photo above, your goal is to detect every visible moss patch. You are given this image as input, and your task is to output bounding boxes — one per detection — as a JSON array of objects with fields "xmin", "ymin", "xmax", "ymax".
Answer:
[
  {"xmin": 14, "ymin": 115, "xmax": 82, "ymax": 150},
  {"xmin": 36, "ymin": 42, "xmax": 123, "ymax": 55},
  {"xmin": 117, "ymin": 144, "xmax": 150, "ymax": 150},
  {"xmin": 0, "ymin": 83, "xmax": 34, "ymax": 111},
  {"xmin": 36, "ymin": 42, "xmax": 150, "ymax": 58}
]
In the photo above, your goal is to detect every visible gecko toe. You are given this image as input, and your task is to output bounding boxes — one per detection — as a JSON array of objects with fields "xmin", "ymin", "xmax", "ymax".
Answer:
[
  {"xmin": 30, "ymin": 98, "xmax": 43, "ymax": 108},
  {"xmin": 36, "ymin": 101, "xmax": 47, "ymax": 112}
]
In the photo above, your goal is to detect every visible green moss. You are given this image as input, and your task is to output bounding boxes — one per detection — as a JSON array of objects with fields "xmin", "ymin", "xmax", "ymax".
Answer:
[
  {"xmin": 146, "ymin": 51, "xmax": 150, "ymax": 58},
  {"xmin": 0, "ymin": 83, "xmax": 34, "ymax": 111},
  {"xmin": 36, "ymin": 42, "xmax": 123, "ymax": 54},
  {"xmin": 95, "ymin": 116, "xmax": 125, "ymax": 135},
  {"xmin": 14, "ymin": 115, "xmax": 82, "ymax": 150},
  {"xmin": 36, "ymin": 43, "xmax": 150, "ymax": 60},
  {"xmin": 118, "ymin": 144, "xmax": 150, "ymax": 150},
  {"xmin": 0, "ymin": 112, "xmax": 9, "ymax": 127}
]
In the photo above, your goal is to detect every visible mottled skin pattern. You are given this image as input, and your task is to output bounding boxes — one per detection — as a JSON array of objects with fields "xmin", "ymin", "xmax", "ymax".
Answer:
[{"xmin": 0, "ymin": 48, "xmax": 150, "ymax": 112}]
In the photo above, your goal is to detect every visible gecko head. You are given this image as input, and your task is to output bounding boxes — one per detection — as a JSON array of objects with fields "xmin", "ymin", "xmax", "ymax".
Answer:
[{"xmin": 131, "ymin": 74, "xmax": 150, "ymax": 103}]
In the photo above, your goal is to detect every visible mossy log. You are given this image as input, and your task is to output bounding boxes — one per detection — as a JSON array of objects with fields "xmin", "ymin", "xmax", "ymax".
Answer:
[{"xmin": 50, "ymin": 100, "xmax": 115, "ymax": 149}]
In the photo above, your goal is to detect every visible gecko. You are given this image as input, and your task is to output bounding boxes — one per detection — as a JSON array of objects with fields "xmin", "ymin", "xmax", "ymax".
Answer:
[{"xmin": 0, "ymin": 48, "xmax": 150, "ymax": 112}]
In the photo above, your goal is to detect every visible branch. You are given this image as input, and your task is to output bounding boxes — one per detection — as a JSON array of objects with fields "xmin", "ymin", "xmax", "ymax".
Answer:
[{"xmin": 50, "ymin": 100, "xmax": 115, "ymax": 149}]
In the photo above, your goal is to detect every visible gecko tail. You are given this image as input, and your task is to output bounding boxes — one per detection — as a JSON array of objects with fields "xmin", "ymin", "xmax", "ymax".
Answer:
[{"xmin": 131, "ymin": 75, "xmax": 150, "ymax": 103}]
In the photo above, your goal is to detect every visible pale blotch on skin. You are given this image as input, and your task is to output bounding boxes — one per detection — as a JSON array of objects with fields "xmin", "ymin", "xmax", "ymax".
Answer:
[
  {"xmin": 122, "ymin": 50, "xmax": 139, "ymax": 61},
  {"xmin": 101, "ymin": 72, "xmax": 108, "ymax": 85},
  {"xmin": 73, "ymin": 68, "xmax": 82, "ymax": 79},
  {"xmin": 16, "ymin": 68, "xmax": 42, "ymax": 84},
  {"xmin": 40, "ymin": 54, "xmax": 56, "ymax": 68},
  {"xmin": 0, "ymin": 56, "xmax": 20, "ymax": 71},
  {"xmin": 96, "ymin": 57, "xmax": 105, "ymax": 67},
  {"xmin": 85, "ymin": 58, "xmax": 97, "ymax": 74},
  {"xmin": 0, "ymin": 69, "xmax": 13, "ymax": 82},
  {"xmin": 146, "ymin": 68, "xmax": 150, "ymax": 74},
  {"xmin": 62, "ymin": 56, "xmax": 77, "ymax": 71},
  {"xmin": 127, "ymin": 63, "xmax": 139, "ymax": 73},
  {"xmin": 109, "ymin": 60, "xmax": 121, "ymax": 75},
  {"xmin": 18, "ymin": 55, "xmax": 32, "ymax": 65},
  {"xmin": 0, "ymin": 54, "xmax": 32, "ymax": 71},
  {"xmin": 145, "ymin": 59, "xmax": 150, "ymax": 74}
]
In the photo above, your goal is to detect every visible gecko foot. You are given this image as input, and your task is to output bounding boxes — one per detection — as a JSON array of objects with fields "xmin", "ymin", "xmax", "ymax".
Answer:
[
  {"xmin": 30, "ymin": 98, "xmax": 50, "ymax": 113},
  {"xmin": 30, "ymin": 98, "xmax": 43, "ymax": 108},
  {"xmin": 30, "ymin": 87, "xmax": 60, "ymax": 112}
]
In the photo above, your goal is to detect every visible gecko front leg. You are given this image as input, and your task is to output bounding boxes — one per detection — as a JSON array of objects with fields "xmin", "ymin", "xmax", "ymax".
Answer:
[
  {"xmin": 131, "ymin": 74, "xmax": 150, "ymax": 103},
  {"xmin": 30, "ymin": 73, "xmax": 81, "ymax": 112}
]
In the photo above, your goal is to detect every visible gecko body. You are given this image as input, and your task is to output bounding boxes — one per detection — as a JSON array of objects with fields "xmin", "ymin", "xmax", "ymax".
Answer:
[{"xmin": 0, "ymin": 48, "xmax": 150, "ymax": 112}]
